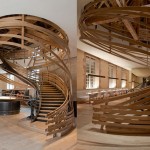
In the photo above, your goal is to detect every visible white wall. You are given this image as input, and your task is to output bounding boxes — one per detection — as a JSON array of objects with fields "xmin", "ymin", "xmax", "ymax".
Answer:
[{"xmin": 0, "ymin": 0, "xmax": 77, "ymax": 57}]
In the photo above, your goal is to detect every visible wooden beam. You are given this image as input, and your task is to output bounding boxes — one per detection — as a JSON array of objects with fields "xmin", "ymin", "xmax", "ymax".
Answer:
[
  {"xmin": 0, "ymin": 74, "xmax": 29, "ymax": 88},
  {"xmin": 21, "ymin": 14, "xmax": 25, "ymax": 49},
  {"xmin": 121, "ymin": 79, "xmax": 127, "ymax": 81},
  {"xmin": 91, "ymin": 14, "xmax": 140, "ymax": 25},
  {"xmin": 92, "ymin": 17, "xmax": 120, "ymax": 25},
  {"xmin": 88, "ymin": 74, "xmax": 105, "ymax": 78},
  {"xmin": 115, "ymin": 0, "xmax": 139, "ymax": 41},
  {"xmin": 132, "ymin": 81, "xmax": 139, "ymax": 84},
  {"xmin": 122, "ymin": 19, "xmax": 139, "ymax": 41},
  {"xmin": 108, "ymin": 77, "xmax": 118, "ymax": 79}
]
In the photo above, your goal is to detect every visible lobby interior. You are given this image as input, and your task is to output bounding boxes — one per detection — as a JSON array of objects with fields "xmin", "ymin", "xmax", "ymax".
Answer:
[
  {"xmin": 0, "ymin": 0, "xmax": 149, "ymax": 150},
  {"xmin": 0, "ymin": 0, "xmax": 77, "ymax": 150},
  {"xmin": 76, "ymin": 0, "xmax": 150, "ymax": 149}
]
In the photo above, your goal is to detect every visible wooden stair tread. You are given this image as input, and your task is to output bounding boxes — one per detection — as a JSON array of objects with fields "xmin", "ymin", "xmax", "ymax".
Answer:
[
  {"xmin": 41, "ymin": 94, "xmax": 62, "ymax": 95},
  {"xmin": 39, "ymin": 110, "xmax": 51, "ymax": 113},
  {"xmin": 36, "ymin": 81, "xmax": 65, "ymax": 123},
  {"xmin": 41, "ymin": 101, "xmax": 64, "ymax": 103},
  {"xmin": 40, "ymin": 91, "xmax": 59, "ymax": 92},
  {"xmin": 41, "ymin": 97, "xmax": 64, "ymax": 99},
  {"xmin": 41, "ymin": 103, "xmax": 61, "ymax": 105},
  {"xmin": 38, "ymin": 113, "xmax": 47, "ymax": 117},
  {"xmin": 36, "ymin": 117, "xmax": 48, "ymax": 121},
  {"xmin": 40, "ymin": 92, "xmax": 60, "ymax": 94},
  {"xmin": 40, "ymin": 89, "xmax": 58, "ymax": 90},
  {"xmin": 41, "ymin": 102, "xmax": 61, "ymax": 105},
  {"xmin": 40, "ymin": 89, "xmax": 57, "ymax": 90},
  {"xmin": 40, "ymin": 85, "xmax": 55, "ymax": 86},
  {"xmin": 40, "ymin": 87, "xmax": 57, "ymax": 88},
  {"xmin": 41, "ymin": 106, "xmax": 58, "ymax": 109},
  {"xmin": 41, "ymin": 95, "xmax": 64, "ymax": 98}
]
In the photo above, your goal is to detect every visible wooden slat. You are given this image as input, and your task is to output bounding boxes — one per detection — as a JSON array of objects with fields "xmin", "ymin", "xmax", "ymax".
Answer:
[
  {"xmin": 93, "ymin": 87, "xmax": 150, "ymax": 105},
  {"xmin": 92, "ymin": 85, "xmax": 150, "ymax": 134},
  {"xmin": 79, "ymin": 1, "xmax": 150, "ymax": 66},
  {"xmin": 0, "ymin": 14, "xmax": 73, "ymax": 137},
  {"xmin": 93, "ymin": 120, "xmax": 150, "ymax": 130}
]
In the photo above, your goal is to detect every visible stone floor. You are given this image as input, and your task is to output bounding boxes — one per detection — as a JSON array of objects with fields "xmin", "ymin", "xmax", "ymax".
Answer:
[
  {"xmin": 0, "ymin": 106, "xmax": 76, "ymax": 150},
  {"xmin": 77, "ymin": 103, "xmax": 92, "ymax": 128},
  {"xmin": 0, "ymin": 107, "xmax": 46, "ymax": 150},
  {"xmin": 1, "ymin": 103, "xmax": 150, "ymax": 150}
]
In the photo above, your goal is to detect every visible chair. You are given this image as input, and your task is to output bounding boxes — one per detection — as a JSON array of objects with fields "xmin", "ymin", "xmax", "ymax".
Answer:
[{"xmin": 89, "ymin": 93, "xmax": 98, "ymax": 104}]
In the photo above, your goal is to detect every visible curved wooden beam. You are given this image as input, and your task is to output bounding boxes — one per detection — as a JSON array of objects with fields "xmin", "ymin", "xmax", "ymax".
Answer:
[
  {"xmin": 0, "ymin": 14, "xmax": 73, "ymax": 137},
  {"xmin": 79, "ymin": 2, "xmax": 150, "ymax": 66}
]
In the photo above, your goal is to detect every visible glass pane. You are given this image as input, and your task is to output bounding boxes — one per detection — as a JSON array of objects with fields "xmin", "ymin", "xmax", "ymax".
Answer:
[
  {"xmin": 86, "ymin": 56, "xmax": 96, "ymax": 89},
  {"xmin": 121, "ymin": 80, "xmax": 126, "ymax": 88},
  {"xmin": 109, "ymin": 79, "xmax": 116, "ymax": 88}
]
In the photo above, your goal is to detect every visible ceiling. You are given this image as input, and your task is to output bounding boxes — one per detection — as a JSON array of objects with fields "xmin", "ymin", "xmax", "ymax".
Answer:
[
  {"xmin": 132, "ymin": 68, "xmax": 150, "ymax": 77},
  {"xmin": 77, "ymin": 0, "xmax": 150, "ymax": 71}
]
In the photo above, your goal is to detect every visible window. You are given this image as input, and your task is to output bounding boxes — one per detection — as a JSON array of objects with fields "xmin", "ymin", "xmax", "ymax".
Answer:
[
  {"xmin": 121, "ymin": 69, "xmax": 127, "ymax": 88},
  {"xmin": 131, "ymin": 74, "xmax": 137, "ymax": 88},
  {"xmin": 109, "ymin": 65, "xmax": 116, "ymax": 88},
  {"xmin": 86, "ymin": 56, "xmax": 96, "ymax": 89},
  {"xmin": 7, "ymin": 74, "xmax": 14, "ymax": 90}
]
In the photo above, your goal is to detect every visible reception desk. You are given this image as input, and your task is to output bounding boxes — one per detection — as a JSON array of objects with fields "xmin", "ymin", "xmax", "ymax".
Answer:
[{"xmin": 0, "ymin": 96, "xmax": 20, "ymax": 115}]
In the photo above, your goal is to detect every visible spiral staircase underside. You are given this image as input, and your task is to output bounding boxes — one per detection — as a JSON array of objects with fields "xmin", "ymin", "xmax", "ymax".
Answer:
[{"xmin": 0, "ymin": 14, "xmax": 74, "ymax": 137}]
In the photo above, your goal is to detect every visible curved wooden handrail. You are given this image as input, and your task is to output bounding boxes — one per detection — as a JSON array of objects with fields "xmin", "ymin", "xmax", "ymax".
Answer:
[
  {"xmin": 40, "ymin": 73, "xmax": 71, "ymax": 116},
  {"xmin": 0, "ymin": 14, "xmax": 72, "ymax": 92},
  {"xmin": 79, "ymin": 1, "xmax": 150, "ymax": 66},
  {"xmin": 40, "ymin": 73, "xmax": 68, "ymax": 95},
  {"xmin": 0, "ymin": 34, "xmax": 71, "ymax": 78},
  {"xmin": 92, "ymin": 86, "xmax": 150, "ymax": 135},
  {"xmin": 0, "ymin": 74, "xmax": 29, "ymax": 88},
  {"xmin": 0, "ymin": 57, "xmax": 39, "ymax": 92},
  {"xmin": 40, "ymin": 73, "xmax": 74, "ymax": 135},
  {"xmin": 0, "ymin": 14, "xmax": 73, "ymax": 137},
  {"xmin": 0, "ymin": 15, "xmax": 68, "ymax": 42}
]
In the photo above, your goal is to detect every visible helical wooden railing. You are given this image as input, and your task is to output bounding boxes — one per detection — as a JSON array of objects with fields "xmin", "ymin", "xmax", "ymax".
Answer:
[
  {"xmin": 40, "ymin": 73, "xmax": 74, "ymax": 136},
  {"xmin": 0, "ymin": 14, "xmax": 74, "ymax": 137},
  {"xmin": 0, "ymin": 74, "xmax": 29, "ymax": 88},
  {"xmin": 79, "ymin": 0, "xmax": 150, "ymax": 66},
  {"xmin": 79, "ymin": 0, "xmax": 150, "ymax": 135},
  {"xmin": 92, "ymin": 86, "xmax": 150, "ymax": 135}
]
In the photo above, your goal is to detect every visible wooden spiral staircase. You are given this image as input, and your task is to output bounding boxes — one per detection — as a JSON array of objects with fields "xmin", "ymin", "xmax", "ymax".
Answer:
[
  {"xmin": 79, "ymin": 0, "xmax": 150, "ymax": 135},
  {"xmin": 37, "ymin": 82, "xmax": 65, "ymax": 122},
  {"xmin": 79, "ymin": 0, "xmax": 150, "ymax": 66},
  {"xmin": 0, "ymin": 14, "xmax": 74, "ymax": 138},
  {"xmin": 92, "ymin": 86, "xmax": 150, "ymax": 135}
]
